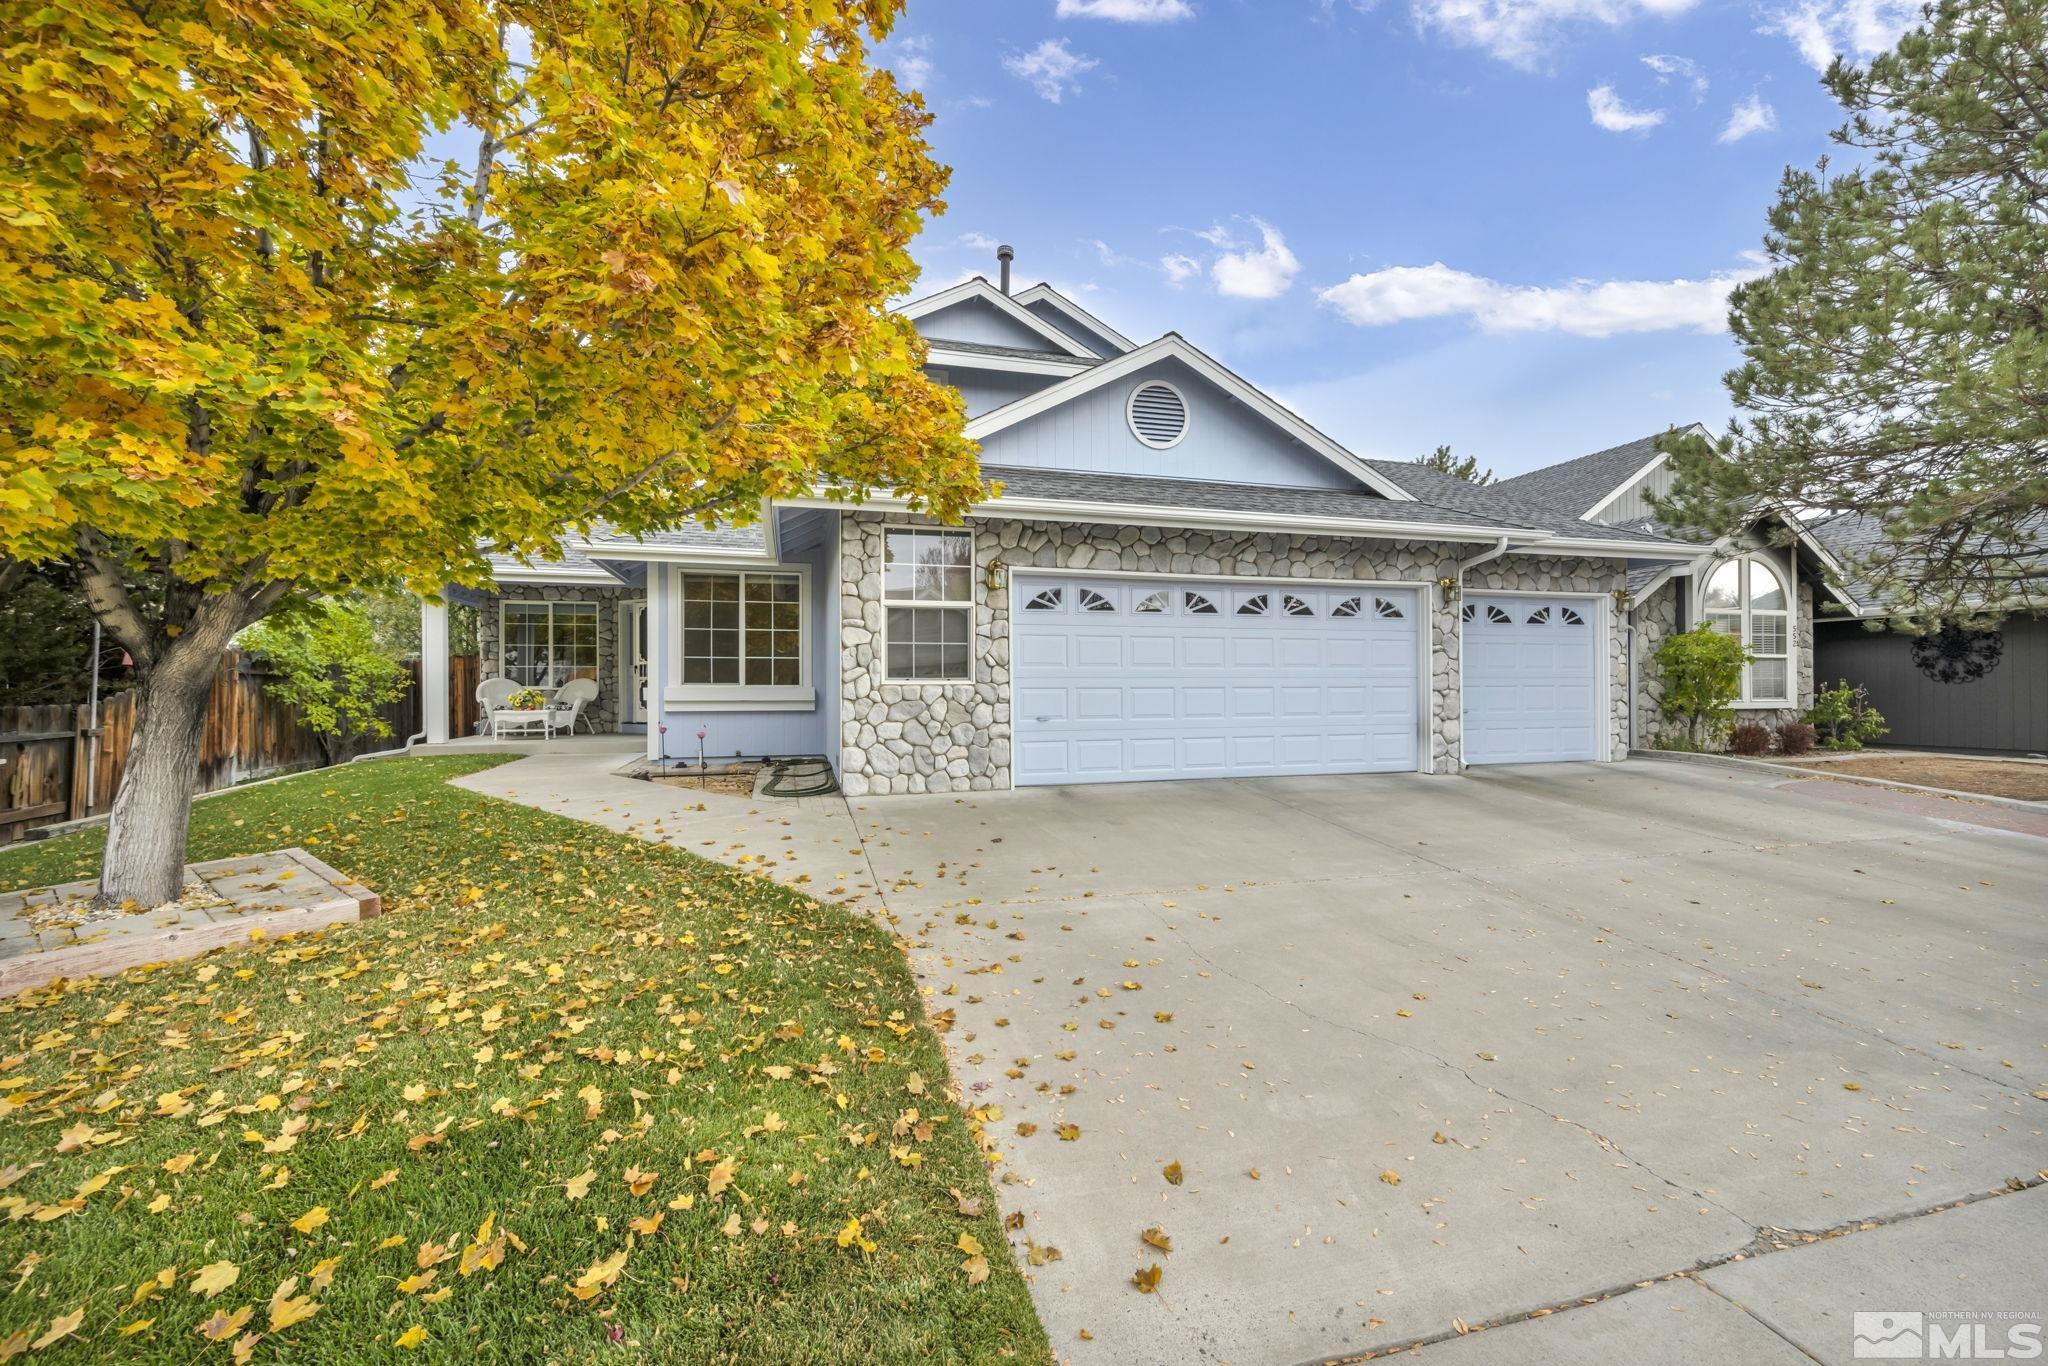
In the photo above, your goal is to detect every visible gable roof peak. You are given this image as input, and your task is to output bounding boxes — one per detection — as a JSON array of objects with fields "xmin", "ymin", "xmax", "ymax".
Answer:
[{"xmin": 961, "ymin": 331, "xmax": 1415, "ymax": 501}]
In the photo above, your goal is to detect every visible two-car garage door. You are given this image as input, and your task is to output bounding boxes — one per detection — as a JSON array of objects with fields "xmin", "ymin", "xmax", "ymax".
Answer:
[
  {"xmin": 1013, "ymin": 576, "xmax": 1420, "ymax": 786},
  {"xmin": 1010, "ymin": 578, "xmax": 1603, "ymax": 786}
]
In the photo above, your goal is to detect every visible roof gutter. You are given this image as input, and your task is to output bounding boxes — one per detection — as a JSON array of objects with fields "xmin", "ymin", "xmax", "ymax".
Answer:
[{"xmin": 774, "ymin": 489, "xmax": 1532, "ymax": 545}]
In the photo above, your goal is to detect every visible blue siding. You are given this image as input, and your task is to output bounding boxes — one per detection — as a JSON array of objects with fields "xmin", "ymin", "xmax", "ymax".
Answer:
[
  {"xmin": 972, "ymin": 357, "xmax": 1361, "ymax": 490},
  {"xmin": 650, "ymin": 510, "xmax": 840, "ymax": 763},
  {"xmin": 916, "ymin": 296, "xmax": 1059, "ymax": 350},
  {"xmin": 1022, "ymin": 300, "xmax": 1119, "ymax": 357},
  {"xmin": 935, "ymin": 365, "xmax": 1056, "ymax": 418}
]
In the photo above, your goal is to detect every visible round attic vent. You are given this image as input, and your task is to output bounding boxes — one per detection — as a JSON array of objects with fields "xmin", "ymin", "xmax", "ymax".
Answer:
[{"xmin": 1126, "ymin": 381, "xmax": 1188, "ymax": 449}]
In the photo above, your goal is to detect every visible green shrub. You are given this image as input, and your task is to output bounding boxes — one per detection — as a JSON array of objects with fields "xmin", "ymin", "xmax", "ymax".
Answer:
[
  {"xmin": 1806, "ymin": 679, "xmax": 1888, "ymax": 750},
  {"xmin": 239, "ymin": 598, "xmax": 411, "ymax": 764},
  {"xmin": 1653, "ymin": 624, "xmax": 1750, "ymax": 749}
]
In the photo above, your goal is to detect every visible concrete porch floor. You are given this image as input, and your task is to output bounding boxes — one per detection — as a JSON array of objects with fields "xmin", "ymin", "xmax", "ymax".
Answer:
[{"xmin": 447, "ymin": 753, "xmax": 2048, "ymax": 1366}]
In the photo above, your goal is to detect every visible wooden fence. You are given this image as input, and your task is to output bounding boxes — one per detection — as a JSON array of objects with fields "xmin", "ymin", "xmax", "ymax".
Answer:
[{"xmin": 0, "ymin": 650, "xmax": 461, "ymax": 845}]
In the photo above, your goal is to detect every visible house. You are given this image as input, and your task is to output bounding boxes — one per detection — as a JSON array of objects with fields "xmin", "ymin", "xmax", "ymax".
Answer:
[
  {"xmin": 1492, "ymin": 439, "xmax": 2047, "ymax": 755},
  {"xmin": 420, "ymin": 263, "xmax": 1772, "ymax": 791},
  {"xmin": 1804, "ymin": 512, "xmax": 2047, "ymax": 754},
  {"xmin": 1483, "ymin": 429, "xmax": 1866, "ymax": 744}
]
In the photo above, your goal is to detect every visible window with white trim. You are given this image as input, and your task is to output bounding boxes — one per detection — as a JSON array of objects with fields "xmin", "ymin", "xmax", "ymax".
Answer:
[
  {"xmin": 1700, "ymin": 557, "xmax": 1791, "ymax": 704},
  {"xmin": 679, "ymin": 571, "xmax": 804, "ymax": 687},
  {"xmin": 502, "ymin": 601, "xmax": 598, "ymax": 689},
  {"xmin": 884, "ymin": 528, "xmax": 973, "ymax": 681}
]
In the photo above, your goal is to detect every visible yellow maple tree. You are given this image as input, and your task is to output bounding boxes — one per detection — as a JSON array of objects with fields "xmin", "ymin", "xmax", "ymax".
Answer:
[{"xmin": 0, "ymin": 0, "xmax": 976, "ymax": 904}]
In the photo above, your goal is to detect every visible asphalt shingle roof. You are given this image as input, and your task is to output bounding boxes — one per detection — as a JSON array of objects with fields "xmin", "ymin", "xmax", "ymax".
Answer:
[
  {"xmin": 1806, "ymin": 509, "xmax": 2048, "ymax": 613},
  {"xmin": 482, "ymin": 521, "xmax": 766, "ymax": 583},
  {"xmin": 1359, "ymin": 459, "xmax": 1695, "ymax": 549},
  {"xmin": 982, "ymin": 465, "xmax": 1527, "ymax": 530},
  {"xmin": 1489, "ymin": 433, "xmax": 1669, "ymax": 518},
  {"xmin": 981, "ymin": 464, "xmax": 1682, "ymax": 539}
]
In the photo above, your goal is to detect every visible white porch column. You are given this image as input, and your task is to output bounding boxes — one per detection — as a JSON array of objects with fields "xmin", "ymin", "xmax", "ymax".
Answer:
[
  {"xmin": 644, "ymin": 566, "xmax": 666, "ymax": 761},
  {"xmin": 420, "ymin": 597, "xmax": 450, "ymax": 744}
]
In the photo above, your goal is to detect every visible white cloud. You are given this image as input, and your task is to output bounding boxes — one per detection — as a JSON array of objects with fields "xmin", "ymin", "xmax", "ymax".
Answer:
[
  {"xmin": 1056, "ymin": 0, "xmax": 1193, "ymax": 18},
  {"xmin": 1191, "ymin": 223, "xmax": 1235, "ymax": 246},
  {"xmin": 1411, "ymin": 0, "xmax": 1701, "ymax": 68},
  {"xmin": 1718, "ymin": 92, "xmax": 1777, "ymax": 142},
  {"xmin": 1587, "ymin": 84, "xmax": 1665, "ymax": 132},
  {"xmin": 1002, "ymin": 38, "xmax": 1099, "ymax": 102},
  {"xmin": 957, "ymin": 231, "xmax": 1001, "ymax": 252},
  {"xmin": 895, "ymin": 36, "xmax": 936, "ymax": 88},
  {"xmin": 1640, "ymin": 52, "xmax": 1708, "ymax": 99},
  {"xmin": 1765, "ymin": 0, "xmax": 1917, "ymax": 68},
  {"xmin": 1160, "ymin": 253, "xmax": 1201, "ymax": 286},
  {"xmin": 1317, "ymin": 261, "xmax": 1763, "ymax": 336},
  {"xmin": 1210, "ymin": 219, "xmax": 1301, "ymax": 300}
]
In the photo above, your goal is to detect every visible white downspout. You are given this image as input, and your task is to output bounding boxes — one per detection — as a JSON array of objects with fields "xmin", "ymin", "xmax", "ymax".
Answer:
[
  {"xmin": 1625, "ymin": 598, "xmax": 1640, "ymax": 751},
  {"xmin": 1451, "ymin": 537, "xmax": 1512, "ymax": 772}
]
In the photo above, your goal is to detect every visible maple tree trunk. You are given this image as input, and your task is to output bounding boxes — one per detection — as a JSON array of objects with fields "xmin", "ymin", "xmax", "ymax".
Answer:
[{"xmin": 96, "ymin": 598, "xmax": 249, "ymax": 908}]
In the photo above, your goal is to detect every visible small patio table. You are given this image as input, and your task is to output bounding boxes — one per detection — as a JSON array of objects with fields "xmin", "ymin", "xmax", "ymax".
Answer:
[{"xmin": 492, "ymin": 708, "xmax": 552, "ymax": 739}]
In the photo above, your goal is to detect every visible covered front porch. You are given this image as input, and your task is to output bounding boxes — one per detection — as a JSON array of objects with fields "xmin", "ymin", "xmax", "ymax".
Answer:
[{"xmin": 418, "ymin": 551, "xmax": 653, "ymax": 746}]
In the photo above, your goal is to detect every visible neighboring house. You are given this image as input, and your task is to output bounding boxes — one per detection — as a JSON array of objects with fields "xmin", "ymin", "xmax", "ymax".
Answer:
[
  {"xmin": 1805, "ymin": 512, "xmax": 2047, "ymax": 754},
  {"xmin": 422, "ymin": 268, "xmax": 1731, "ymax": 792}
]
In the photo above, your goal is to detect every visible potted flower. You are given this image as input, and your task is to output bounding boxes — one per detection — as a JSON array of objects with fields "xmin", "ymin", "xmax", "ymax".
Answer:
[{"xmin": 507, "ymin": 687, "xmax": 549, "ymax": 711}]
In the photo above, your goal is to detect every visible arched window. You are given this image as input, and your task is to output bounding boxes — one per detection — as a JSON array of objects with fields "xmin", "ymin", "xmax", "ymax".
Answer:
[{"xmin": 1700, "ymin": 557, "xmax": 1790, "ymax": 704}]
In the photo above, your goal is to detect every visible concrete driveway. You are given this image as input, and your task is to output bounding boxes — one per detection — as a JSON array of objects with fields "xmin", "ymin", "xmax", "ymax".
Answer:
[{"xmin": 459, "ymin": 756, "xmax": 2048, "ymax": 1364}]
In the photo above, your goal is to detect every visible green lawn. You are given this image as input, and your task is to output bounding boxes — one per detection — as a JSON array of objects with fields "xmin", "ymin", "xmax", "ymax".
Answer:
[{"xmin": 0, "ymin": 757, "xmax": 1046, "ymax": 1362}]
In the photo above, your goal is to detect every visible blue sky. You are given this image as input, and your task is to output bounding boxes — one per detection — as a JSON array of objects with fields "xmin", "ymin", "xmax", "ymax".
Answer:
[{"xmin": 879, "ymin": 0, "xmax": 1915, "ymax": 477}]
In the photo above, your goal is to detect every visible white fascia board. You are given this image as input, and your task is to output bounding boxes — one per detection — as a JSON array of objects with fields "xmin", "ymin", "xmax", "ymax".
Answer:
[
  {"xmin": 1580, "ymin": 449, "xmax": 1670, "ymax": 521},
  {"xmin": 1744, "ymin": 502, "xmax": 1867, "ymax": 614},
  {"xmin": 925, "ymin": 346, "xmax": 1092, "ymax": 378},
  {"xmin": 1576, "ymin": 422, "xmax": 1714, "ymax": 521},
  {"xmin": 775, "ymin": 488, "xmax": 1526, "ymax": 544},
  {"xmin": 487, "ymin": 564, "xmax": 622, "ymax": 585},
  {"xmin": 893, "ymin": 278, "xmax": 1096, "ymax": 358},
  {"xmin": 1010, "ymin": 283, "xmax": 1137, "ymax": 353},
  {"xmin": 563, "ymin": 542, "xmax": 773, "ymax": 565},
  {"xmin": 961, "ymin": 335, "xmax": 1419, "ymax": 502},
  {"xmin": 1515, "ymin": 537, "xmax": 1711, "ymax": 559}
]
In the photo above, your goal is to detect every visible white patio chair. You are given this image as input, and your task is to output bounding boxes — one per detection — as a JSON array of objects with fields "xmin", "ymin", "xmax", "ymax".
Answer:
[
  {"xmin": 476, "ymin": 677, "xmax": 518, "ymax": 735},
  {"xmin": 549, "ymin": 678, "xmax": 600, "ymax": 736}
]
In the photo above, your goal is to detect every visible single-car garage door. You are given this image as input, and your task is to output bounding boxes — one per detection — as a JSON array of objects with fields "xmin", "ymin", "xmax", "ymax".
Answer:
[
  {"xmin": 1013, "ymin": 576, "xmax": 1420, "ymax": 786},
  {"xmin": 1461, "ymin": 594, "xmax": 1602, "ymax": 765}
]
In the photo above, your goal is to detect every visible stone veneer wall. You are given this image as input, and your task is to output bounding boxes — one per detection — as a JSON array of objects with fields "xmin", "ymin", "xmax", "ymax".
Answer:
[
  {"xmin": 837, "ymin": 512, "xmax": 1628, "ymax": 794},
  {"xmin": 1630, "ymin": 579, "xmax": 1682, "ymax": 746},
  {"xmin": 476, "ymin": 585, "xmax": 630, "ymax": 734}
]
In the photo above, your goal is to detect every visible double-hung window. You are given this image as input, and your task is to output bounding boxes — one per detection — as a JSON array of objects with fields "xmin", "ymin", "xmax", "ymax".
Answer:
[
  {"xmin": 1700, "ymin": 557, "xmax": 1791, "ymax": 705},
  {"xmin": 677, "ymin": 570, "xmax": 806, "ymax": 697},
  {"xmin": 502, "ymin": 601, "xmax": 598, "ymax": 689},
  {"xmin": 883, "ymin": 528, "xmax": 974, "ymax": 682}
]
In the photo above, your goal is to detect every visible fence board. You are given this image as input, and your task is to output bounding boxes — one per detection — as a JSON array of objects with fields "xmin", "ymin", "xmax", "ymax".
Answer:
[{"xmin": 1, "ymin": 648, "xmax": 451, "ymax": 846}]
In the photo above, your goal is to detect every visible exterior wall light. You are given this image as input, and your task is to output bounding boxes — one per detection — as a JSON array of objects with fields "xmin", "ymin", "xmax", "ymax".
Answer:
[
  {"xmin": 1436, "ymin": 574, "xmax": 1459, "ymax": 597},
  {"xmin": 985, "ymin": 558, "xmax": 1008, "ymax": 593}
]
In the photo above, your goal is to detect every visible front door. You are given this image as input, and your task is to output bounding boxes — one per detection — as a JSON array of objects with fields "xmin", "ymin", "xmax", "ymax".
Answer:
[{"xmin": 622, "ymin": 601, "xmax": 648, "ymax": 725}]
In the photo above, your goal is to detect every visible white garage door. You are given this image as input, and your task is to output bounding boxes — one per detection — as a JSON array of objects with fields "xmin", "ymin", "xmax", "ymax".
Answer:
[
  {"xmin": 1013, "ymin": 576, "xmax": 1420, "ymax": 786},
  {"xmin": 1462, "ymin": 595, "xmax": 1602, "ymax": 765}
]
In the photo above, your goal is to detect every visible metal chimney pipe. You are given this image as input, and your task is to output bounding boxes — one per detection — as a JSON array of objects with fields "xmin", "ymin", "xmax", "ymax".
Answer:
[{"xmin": 997, "ymin": 244, "xmax": 1014, "ymax": 295}]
